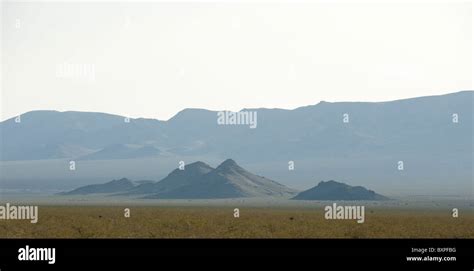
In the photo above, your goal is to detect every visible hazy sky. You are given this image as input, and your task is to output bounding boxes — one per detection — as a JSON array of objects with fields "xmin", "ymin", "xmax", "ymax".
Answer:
[{"xmin": 1, "ymin": 1, "xmax": 472, "ymax": 121}]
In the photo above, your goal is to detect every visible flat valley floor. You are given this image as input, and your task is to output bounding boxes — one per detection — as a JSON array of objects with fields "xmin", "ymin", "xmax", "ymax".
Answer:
[{"xmin": 1, "ymin": 205, "xmax": 473, "ymax": 238}]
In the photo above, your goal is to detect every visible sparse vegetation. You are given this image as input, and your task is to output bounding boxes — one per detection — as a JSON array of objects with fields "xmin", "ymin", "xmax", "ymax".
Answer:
[{"xmin": 1, "ymin": 206, "xmax": 473, "ymax": 238}]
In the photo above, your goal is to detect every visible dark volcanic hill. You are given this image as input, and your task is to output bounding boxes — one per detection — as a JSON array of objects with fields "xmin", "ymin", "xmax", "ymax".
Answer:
[
  {"xmin": 60, "ymin": 178, "xmax": 136, "ymax": 195},
  {"xmin": 144, "ymin": 159, "xmax": 297, "ymax": 199},
  {"xmin": 63, "ymin": 159, "xmax": 298, "ymax": 199},
  {"xmin": 125, "ymin": 161, "xmax": 214, "ymax": 195},
  {"xmin": 292, "ymin": 180, "xmax": 388, "ymax": 200}
]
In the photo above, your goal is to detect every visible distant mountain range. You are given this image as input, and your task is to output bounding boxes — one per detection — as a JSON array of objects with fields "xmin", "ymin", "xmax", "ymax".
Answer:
[
  {"xmin": 78, "ymin": 144, "xmax": 161, "ymax": 160},
  {"xmin": 63, "ymin": 159, "xmax": 297, "ymax": 199},
  {"xmin": 1, "ymin": 91, "xmax": 471, "ymax": 162},
  {"xmin": 292, "ymin": 180, "xmax": 389, "ymax": 201},
  {"xmin": 1, "ymin": 91, "xmax": 472, "ymax": 195}
]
